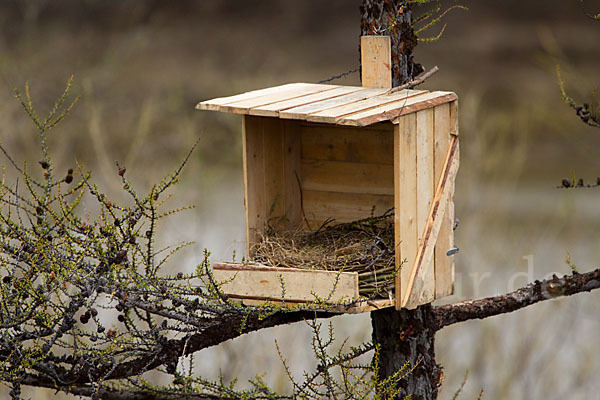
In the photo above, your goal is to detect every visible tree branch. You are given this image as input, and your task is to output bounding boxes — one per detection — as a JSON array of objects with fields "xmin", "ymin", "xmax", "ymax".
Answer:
[
  {"xmin": 433, "ymin": 268, "xmax": 600, "ymax": 330},
  {"xmin": 67, "ymin": 309, "xmax": 340, "ymax": 384},
  {"xmin": 19, "ymin": 374, "xmax": 225, "ymax": 400}
]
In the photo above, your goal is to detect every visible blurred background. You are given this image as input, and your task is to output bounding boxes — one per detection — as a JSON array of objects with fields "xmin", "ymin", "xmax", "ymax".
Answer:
[{"xmin": 0, "ymin": 0, "xmax": 599, "ymax": 398}]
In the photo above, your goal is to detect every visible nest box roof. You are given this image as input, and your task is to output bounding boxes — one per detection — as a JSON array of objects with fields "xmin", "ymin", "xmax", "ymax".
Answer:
[{"xmin": 196, "ymin": 83, "xmax": 457, "ymax": 127}]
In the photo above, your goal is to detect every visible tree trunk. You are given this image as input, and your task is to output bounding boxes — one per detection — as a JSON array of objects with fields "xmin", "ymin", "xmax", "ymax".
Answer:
[
  {"xmin": 361, "ymin": 4, "xmax": 434, "ymax": 397},
  {"xmin": 371, "ymin": 305, "xmax": 441, "ymax": 399},
  {"xmin": 360, "ymin": 0, "xmax": 424, "ymax": 86}
]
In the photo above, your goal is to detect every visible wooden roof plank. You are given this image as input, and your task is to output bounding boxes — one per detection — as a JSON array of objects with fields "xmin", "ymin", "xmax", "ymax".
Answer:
[
  {"xmin": 306, "ymin": 89, "xmax": 427, "ymax": 124},
  {"xmin": 343, "ymin": 92, "xmax": 458, "ymax": 127},
  {"xmin": 197, "ymin": 83, "xmax": 458, "ymax": 126},
  {"xmin": 249, "ymin": 86, "xmax": 364, "ymax": 117},
  {"xmin": 278, "ymin": 88, "xmax": 388, "ymax": 120},
  {"xmin": 196, "ymin": 83, "xmax": 305, "ymax": 111},
  {"xmin": 213, "ymin": 83, "xmax": 339, "ymax": 115}
]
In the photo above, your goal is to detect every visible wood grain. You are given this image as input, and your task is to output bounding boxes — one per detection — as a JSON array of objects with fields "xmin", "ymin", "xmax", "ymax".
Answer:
[
  {"xmin": 279, "ymin": 88, "xmax": 388, "ymax": 120},
  {"xmin": 213, "ymin": 263, "xmax": 359, "ymax": 303},
  {"xmin": 411, "ymin": 108, "xmax": 435, "ymax": 308},
  {"xmin": 433, "ymin": 102, "xmax": 454, "ymax": 299},
  {"xmin": 395, "ymin": 113, "xmax": 417, "ymax": 309},
  {"xmin": 250, "ymin": 86, "xmax": 362, "ymax": 117},
  {"xmin": 307, "ymin": 89, "xmax": 426, "ymax": 125},
  {"xmin": 301, "ymin": 123, "xmax": 394, "ymax": 165},
  {"xmin": 303, "ymin": 190, "xmax": 394, "ymax": 227},
  {"xmin": 301, "ymin": 159, "xmax": 394, "ymax": 196},
  {"xmin": 361, "ymin": 35, "xmax": 392, "ymax": 88},
  {"xmin": 243, "ymin": 116, "xmax": 267, "ymax": 256},
  {"xmin": 401, "ymin": 135, "xmax": 459, "ymax": 309}
]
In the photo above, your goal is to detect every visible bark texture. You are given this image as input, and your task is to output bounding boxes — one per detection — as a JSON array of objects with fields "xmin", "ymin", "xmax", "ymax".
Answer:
[
  {"xmin": 362, "ymin": 1, "xmax": 433, "ymax": 399},
  {"xmin": 360, "ymin": 0, "xmax": 424, "ymax": 86},
  {"xmin": 433, "ymin": 269, "xmax": 600, "ymax": 330},
  {"xmin": 371, "ymin": 305, "xmax": 441, "ymax": 400}
]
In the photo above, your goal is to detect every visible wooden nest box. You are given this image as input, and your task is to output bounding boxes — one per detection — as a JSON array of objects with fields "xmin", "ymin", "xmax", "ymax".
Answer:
[{"xmin": 197, "ymin": 36, "xmax": 459, "ymax": 312}]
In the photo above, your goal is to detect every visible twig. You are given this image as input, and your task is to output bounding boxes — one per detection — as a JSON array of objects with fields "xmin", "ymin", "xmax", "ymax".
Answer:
[{"xmin": 386, "ymin": 66, "xmax": 440, "ymax": 94}]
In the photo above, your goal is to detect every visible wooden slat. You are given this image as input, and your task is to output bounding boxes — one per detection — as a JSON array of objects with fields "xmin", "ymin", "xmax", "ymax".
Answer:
[
  {"xmin": 388, "ymin": 92, "xmax": 458, "ymax": 125},
  {"xmin": 279, "ymin": 88, "xmax": 388, "ymax": 120},
  {"xmin": 249, "ymin": 86, "xmax": 363, "ymax": 117},
  {"xmin": 408, "ymin": 108, "xmax": 435, "ymax": 308},
  {"xmin": 303, "ymin": 190, "xmax": 394, "ymax": 227},
  {"xmin": 301, "ymin": 124, "xmax": 394, "ymax": 165},
  {"xmin": 395, "ymin": 113, "xmax": 417, "ymax": 310},
  {"xmin": 262, "ymin": 118, "xmax": 286, "ymax": 227},
  {"xmin": 340, "ymin": 91, "xmax": 456, "ymax": 126},
  {"xmin": 229, "ymin": 297, "xmax": 395, "ymax": 314},
  {"xmin": 213, "ymin": 263, "xmax": 359, "ymax": 303},
  {"xmin": 434, "ymin": 103, "xmax": 454, "ymax": 299},
  {"xmin": 401, "ymin": 135, "xmax": 459, "ymax": 309},
  {"xmin": 361, "ymin": 36, "xmax": 392, "ymax": 88},
  {"xmin": 282, "ymin": 120, "xmax": 303, "ymax": 228},
  {"xmin": 213, "ymin": 84, "xmax": 339, "ymax": 114},
  {"xmin": 301, "ymin": 160, "xmax": 394, "ymax": 196},
  {"xmin": 196, "ymin": 83, "xmax": 305, "ymax": 111},
  {"xmin": 308, "ymin": 89, "xmax": 426, "ymax": 124},
  {"xmin": 243, "ymin": 116, "xmax": 267, "ymax": 256}
]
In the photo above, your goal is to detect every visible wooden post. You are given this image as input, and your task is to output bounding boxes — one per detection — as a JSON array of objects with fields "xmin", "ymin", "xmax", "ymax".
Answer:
[{"xmin": 360, "ymin": 36, "xmax": 392, "ymax": 89}]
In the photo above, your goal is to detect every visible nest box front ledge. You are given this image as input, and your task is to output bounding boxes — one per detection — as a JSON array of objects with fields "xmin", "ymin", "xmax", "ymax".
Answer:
[{"xmin": 196, "ymin": 35, "xmax": 460, "ymax": 313}]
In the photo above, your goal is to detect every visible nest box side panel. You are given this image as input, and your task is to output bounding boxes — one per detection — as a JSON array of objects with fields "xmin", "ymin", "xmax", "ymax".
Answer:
[
  {"xmin": 414, "ymin": 108, "xmax": 436, "ymax": 307},
  {"xmin": 243, "ymin": 116, "xmax": 302, "ymax": 256},
  {"xmin": 299, "ymin": 123, "xmax": 394, "ymax": 229},
  {"xmin": 394, "ymin": 101, "xmax": 459, "ymax": 309},
  {"xmin": 434, "ymin": 101, "xmax": 458, "ymax": 298},
  {"xmin": 394, "ymin": 113, "xmax": 418, "ymax": 309}
]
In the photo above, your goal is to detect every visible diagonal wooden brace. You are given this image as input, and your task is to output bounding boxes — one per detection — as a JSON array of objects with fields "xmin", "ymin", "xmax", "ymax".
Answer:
[{"xmin": 400, "ymin": 134, "xmax": 459, "ymax": 308}]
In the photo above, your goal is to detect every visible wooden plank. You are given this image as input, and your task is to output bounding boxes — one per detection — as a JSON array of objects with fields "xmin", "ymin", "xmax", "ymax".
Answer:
[
  {"xmin": 249, "ymin": 86, "xmax": 363, "ymax": 117},
  {"xmin": 229, "ymin": 297, "xmax": 395, "ymax": 314},
  {"xmin": 387, "ymin": 93, "xmax": 458, "ymax": 126},
  {"xmin": 301, "ymin": 124, "xmax": 394, "ymax": 165},
  {"xmin": 262, "ymin": 118, "xmax": 286, "ymax": 228},
  {"xmin": 395, "ymin": 113, "xmax": 417, "ymax": 310},
  {"xmin": 434, "ymin": 103, "xmax": 454, "ymax": 299},
  {"xmin": 361, "ymin": 36, "xmax": 392, "ymax": 88},
  {"xmin": 303, "ymin": 190, "xmax": 394, "ymax": 227},
  {"xmin": 213, "ymin": 263, "xmax": 359, "ymax": 303},
  {"xmin": 301, "ymin": 160, "xmax": 394, "ymax": 196},
  {"xmin": 401, "ymin": 135, "xmax": 459, "ymax": 309},
  {"xmin": 282, "ymin": 120, "xmax": 303, "ymax": 227},
  {"xmin": 279, "ymin": 88, "xmax": 388, "ymax": 120},
  {"xmin": 215, "ymin": 84, "xmax": 338, "ymax": 114},
  {"xmin": 409, "ymin": 108, "xmax": 435, "ymax": 308},
  {"xmin": 196, "ymin": 83, "xmax": 305, "ymax": 111},
  {"xmin": 341, "ymin": 91, "xmax": 457, "ymax": 127},
  {"xmin": 307, "ymin": 89, "xmax": 426, "ymax": 125},
  {"xmin": 243, "ymin": 116, "xmax": 266, "ymax": 256}
]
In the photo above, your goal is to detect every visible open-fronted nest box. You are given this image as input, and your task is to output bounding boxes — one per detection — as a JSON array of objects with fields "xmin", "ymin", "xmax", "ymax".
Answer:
[{"xmin": 196, "ymin": 36, "xmax": 459, "ymax": 312}]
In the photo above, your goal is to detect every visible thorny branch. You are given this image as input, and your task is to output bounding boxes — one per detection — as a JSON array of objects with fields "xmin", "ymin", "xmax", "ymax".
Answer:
[{"xmin": 0, "ymin": 79, "xmax": 408, "ymax": 400}]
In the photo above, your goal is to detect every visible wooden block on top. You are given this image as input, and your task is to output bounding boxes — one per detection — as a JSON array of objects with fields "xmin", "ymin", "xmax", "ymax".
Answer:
[{"xmin": 361, "ymin": 36, "xmax": 392, "ymax": 88}]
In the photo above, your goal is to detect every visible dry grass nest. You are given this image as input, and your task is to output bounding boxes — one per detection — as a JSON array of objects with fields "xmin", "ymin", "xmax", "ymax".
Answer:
[{"xmin": 252, "ymin": 210, "xmax": 398, "ymax": 298}]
